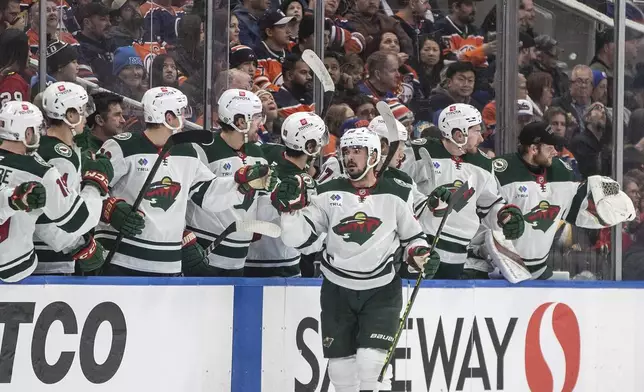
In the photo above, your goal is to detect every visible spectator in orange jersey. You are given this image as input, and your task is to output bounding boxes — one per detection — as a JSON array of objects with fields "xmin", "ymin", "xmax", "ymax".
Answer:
[
  {"xmin": 0, "ymin": 29, "xmax": 30, "ymax": 104},
  {"xmin": 253, "ymin": 10, "xmax": 293, "ymax": 92},
  {"xmin": 272, "ymin": 53, "xmax": 314, "ymax": 118}
]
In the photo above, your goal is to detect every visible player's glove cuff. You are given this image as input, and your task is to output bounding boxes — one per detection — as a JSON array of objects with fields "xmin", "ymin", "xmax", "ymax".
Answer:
[
  {"xmin": 101, "ymin": 197, "xmax": 125, "ymax": 223},
  {"xmin": 82, "ymin": 170, "xmax": 110, "ymax": 195}
]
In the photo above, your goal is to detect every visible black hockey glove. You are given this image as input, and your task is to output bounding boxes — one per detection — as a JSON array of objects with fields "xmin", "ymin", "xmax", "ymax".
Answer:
[
  {"xmin": 101, "ymin": 197, "xmax": 145, "ymax": 237},
  {"xmin": 497, "ymin": 204, "xmax": 525, "ymax": 240},
  {"xmin": 407, "ymin": 246, "xmax": 440, "ymax": 279},
  {"xmin": 428, "ymin": 186, "xmax": 451, "ymax": 211},
  {"xmin": 81, "ymin": 151, "xmax": 114, "ymax": 196},
  {"xmin": 9, "ymin": 181, "xmax": 46, "ymax": 211}
]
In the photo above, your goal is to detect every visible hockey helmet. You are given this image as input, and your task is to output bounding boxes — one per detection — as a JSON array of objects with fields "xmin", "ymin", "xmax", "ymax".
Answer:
[
  {"xmin": 141, "ymin": 86, "xmax": 191, "ymax": 132},
  {"xmin": 0, "ymin": 101, "xmax": 44, "ymax": 150},
  {"xmin": 41, "ymin": 82, "xmax": 94, "ymax": 129},
  {"xmin": 217, "ymin": 88, "xmax": 264, "ymax": 133},
  {"xmin": 437, "ymin": 103, "xmax": 482, "ymax": 148},
  {"xmin": 368, "ymin": 115, "xmax": 408, "ymax": 143},
  {"xmin": 340, "ymin": 127, "xmax": 381, "ymax": 181},
  {"xmin": 281, "ymin": 112, "xmax": 329, "ymax": 156}
]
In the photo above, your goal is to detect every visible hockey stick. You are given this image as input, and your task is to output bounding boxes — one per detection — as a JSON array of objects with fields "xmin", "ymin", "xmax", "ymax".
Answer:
[
  {"xmin": 418, "ymin": 147, "xmax": 436, "ymax": 190},
  {"xmin": 375, "ymin": 180, "xmax": 470, "ymax": 391},
  {"xmin": 203, "ymin": 220, "xmax": 281, "ymax": 257},
  {"xmin": 302, "ymin": 49, "xmax": 336, "ymax": 120},
  {"xmin": 375, "ymin": 101, "xmax": 400, "ymax": 178},
  {"xmin": 103, "ymin": 130, "xmax": 214, "ymax": 267}
]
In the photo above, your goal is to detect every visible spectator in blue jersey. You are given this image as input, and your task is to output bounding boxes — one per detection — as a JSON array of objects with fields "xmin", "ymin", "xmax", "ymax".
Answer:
[
  {"xmin": 392, "ymin": 0, "xmax": 434, "ymax": 62},
  {"xmin": 233, "ymin": 0, "xmax": 270, "ymax": 48},
  {"xmin": 424, "ymin": 61, "xmax": 483, "ymax": 124},
  {"xmin": 356, "ymin": 51, "xmax": 399, "ymax": 103},
  {"xmin": 108, "ymin": 0, "xmax": 144, "ymax": 48},
  {"xmin": 76, "ymin": 2, "xmax": 115, "ymax": 85},
  {"xmin": 140, "ymin": 0, "xmax": 184, "ymax": 45},
  {"xmin": 112, "ymin": 46, "xmax": 146, "ymax": 101},
  {"xmin": 273, "ymin": 54, "xmax": 314, "ymax": 118}
]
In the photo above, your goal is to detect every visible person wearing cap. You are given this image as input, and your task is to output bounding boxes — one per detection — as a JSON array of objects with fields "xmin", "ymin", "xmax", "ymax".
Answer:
[
  {"xmin": 517, "ymin": 98, "xmax": 534, "ymax": 128},
  {"xmin": 273, "ymin": 53, "xmax": 314, "ymax": 118},
  {"xmin": 139, "ymin": 0, "xmax": 185, "ymax": 45},
  {"xmin": 520, "ymin": 34, "xmax": 569, "ymax": 98},
  {"xmin": 590, "ymin": 69, "xmax": 608, "ymax": 106},
  {"xmin": 108, "ymin": 0, "xmax": 144, "ymax": 48},
  {"xmin": 29, "ymin": 39, "xmax": 79, "ymax": 99},
  {"xmin": 111, "ymin": 45, "xmax": 146, "ymax": 101},
  {"xmin": 569, "ymin": 101, "xmax": 612, "ymax": 179},
  {"xmin": 76, "ymin": 2, "xmax": 115, "ymax": 85},
  {"xmin": 253, "ymin": 10, "xmax": 293, "ymax": 92},
  {"xmin": 233, "ymin": 0, "xmax": 270, "ymax": 48},
  {"xmin": 0, "ymin": 29, "xmax": 30, "ymax": 104},
  {"xmin": 518, "ymin": 31, "xmax": 536, "ymax": 67},
  {"xmin": 229, "ymin": 44, "xmax": 258, "ymax": 80},
  {"xmin": 289, "ymin": 13, "xmax": 314, "ymax": 56}
]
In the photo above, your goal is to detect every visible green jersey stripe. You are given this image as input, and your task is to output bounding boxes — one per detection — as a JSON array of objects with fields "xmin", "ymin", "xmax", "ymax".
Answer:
[
  {"xmin": 427, "ymin": 234, "xmax": 467, "ymax": 254},
  {"xmin": 0, "ymin": 249, "xmax": 35, "ymax": 281},
  {"xmin": 98, "ymin": 238, "xmax": 181, "ymax": 262}
]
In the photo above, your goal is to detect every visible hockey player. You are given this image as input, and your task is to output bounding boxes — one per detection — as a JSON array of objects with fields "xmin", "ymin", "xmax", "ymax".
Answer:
[
  {"xmin": 402, "ymin": 103, "xmax": 525, "ymax": 279},
  {"xmin": 317, "ymin": 117, "xmax": 371, "ymax": 185},
  {"xmin": 96, "ymin": 86, "xmax": 278, "ymax": 276},
  {"xmin": 34, "ymin": 82, "xmax": 114, "ymax": 274},
  {"xmin": 246, "ymin": 111, "xmax": 328, "ymax": 277},
  {"xmin": 185, "ymin": 88, "xmax": 269, "ymax": 277},
  {"xmin": 275, "ymin": 127, "xmax": 441, "ymax": 391},
  {"xmin": 465, "ymin": 121, "xmax": 635, "ymax": 280},
  {"xmin": 0, "ymin": 101, "xmax": 109, "ymax": 282}
]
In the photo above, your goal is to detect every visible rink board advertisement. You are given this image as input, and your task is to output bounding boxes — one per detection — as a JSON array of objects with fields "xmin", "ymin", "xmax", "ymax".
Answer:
[{"xmin": 0, "ymin": 282, "xmax": 234, "ymax": 391}]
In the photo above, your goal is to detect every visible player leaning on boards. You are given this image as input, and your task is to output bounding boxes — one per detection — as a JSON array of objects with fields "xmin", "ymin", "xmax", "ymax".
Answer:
[
  {"xmin": 275, "ymin": 128, "xmax": 441, "ymax": 391},
  {"xmin": 247, "ymin": 111, "xmax": 328, "ymax": 277},
  {"xmin": 0, "ymin": 101, "xmax": 108, "ymax": 282},
  {"xmin": 95, "ymin": 87, "xmax": 277, "ymax": 276},
  {"xmin": 185, "ymin": 88, "xmax": 274, "ymax": 277},
  {"xmin": 401, "ymin": 103, "xmax": 525, "ymax": 279},
  {"xmin": 33, "ymin": 82, "xmax": 114, "ymax": 275},
  {"xmin": 464, "ymin": 121, "xmax": 636, "ymax": 280}
]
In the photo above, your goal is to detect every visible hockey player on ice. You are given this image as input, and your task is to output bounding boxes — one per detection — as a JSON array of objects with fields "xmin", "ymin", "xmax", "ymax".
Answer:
[
  {"xmin": 464, "ymin": 121, "xmax": 636, "ymax": 280},
  {"xmin": 185, "ymin": 88, "xmax": 270, "ymax": 277},
  {"xmin": 0, "ymin": 101, "xmax": 107, "ymax": 282},
  {"xmin": 401, "ymin": 103, "xmax": 525, "ymax": 279},
  {"xmin": 34, "ymin": 82, "xmax": 114, "ymax": 275},
  {"xmin": 95, "ymin": 86, "xmax": 278, "ymax": 276},
  {"xmin": 317, "ymin": 118, "xmax": 371, "ymax": 185},
  {"xmin": 247, "ymin": 111, "xmax": 328, "ymax": 277},
  {"xmin": 276, "ymin": 127, "xmax": 442, "ymax": 391}
]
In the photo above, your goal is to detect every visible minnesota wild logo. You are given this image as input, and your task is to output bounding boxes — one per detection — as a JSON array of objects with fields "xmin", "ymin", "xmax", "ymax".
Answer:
[
  {"xmin": 144, "ymin": 176, "xmax": 181, "ymax": 211},
  {"xmin": 332, "ymin": 212, "xmax": 382, "ymax": 245},
  {"xmin": 433, "ymin": 180, "xmax": 475, "ymax": 217},
  {"xmin": 523, "ymin": 200, "xmax": 561, "ymax": 232}
]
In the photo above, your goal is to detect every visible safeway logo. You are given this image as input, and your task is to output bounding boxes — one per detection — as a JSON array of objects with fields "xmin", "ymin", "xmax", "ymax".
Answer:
[{"xmin": 525, "ymin": 302, "xmax": 581, "ymax": 392}]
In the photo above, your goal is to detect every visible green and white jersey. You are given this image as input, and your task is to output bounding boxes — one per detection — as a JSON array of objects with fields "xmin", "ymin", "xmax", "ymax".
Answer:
[
  {"xmin": 280, "ymin": 177, "xmax": 428, "ymax": 290},
  {"xmin": 0, "ymin": 150, "xmax": 102, "ymax": 282},
  {"xmin": 95, "ymin": 131, "xmax": 246, "ymax": 274},
  {"xmin": 246, "ymin": 143, "xmax": 310, "ymax": 277},
  {"xmin": 186, "ymin": 134, "xmax": 267, "ymax": 271},
  {"xmin": 401, "ymin": 138, "xmax": 505, "ymax": 263},
  {"xmin": 33, "ymin": 135, "xmax": 102, "ymax": 274},
  {"xmin": 492, "ymin": 153, "xmax": 590, "ymax": 278}
]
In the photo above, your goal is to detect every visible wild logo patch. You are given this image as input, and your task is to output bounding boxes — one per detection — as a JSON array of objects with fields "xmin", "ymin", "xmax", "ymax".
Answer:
[
  {"xmin": 143, "ymin": 176, "xmax": 181, "ymax": 211},
  {"xmin": 332, "ymin": 212, "xmax": 382, "ymax": 245},
  {"xmin": 433, "ymin": 180, "xmax": 475, "ymax": 217},
  {"xmin": 523, "ymin": 200, "xmax": 561, "ymax": 232}
]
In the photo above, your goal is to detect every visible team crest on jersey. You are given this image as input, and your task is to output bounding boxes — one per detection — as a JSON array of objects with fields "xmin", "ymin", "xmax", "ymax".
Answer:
[
  {"xmin": 332, "ymin": 212, "xmax": 382, "ymax": 245},
  {"xmin": 523, "ymin": 200, "xmax": 561, "ymax": 232},
  {"xmin": 143, "ymin": 176, "xmax": 181, "ymax": 211},
  {"xmin": 113, "ymin": 132, "xmax": 132, "ymax": 140},
  {"xmin": 54, "ymin": 143, "xmax": 72, "ymax": 158},
  {"xmin": 393, "ymin": 178, "xmax": 412, "ymax": 188},
  {"xmin": 492, "ymin": 159, "xmax": 508, "ymax": 172},
  {"xmin": 32, "ymin": 153, "xmax": 49, "ymax": 167},
  {"xmin": 561, "ymin": 159, "xmax": 573, "ymax": 171},
  {"xmin": 411, "ymin": 138, "xmax": 427, "ymax": 146},
  {"xmin": 433, "ymin": 180, "xmax": 475, "ymax": 216}
]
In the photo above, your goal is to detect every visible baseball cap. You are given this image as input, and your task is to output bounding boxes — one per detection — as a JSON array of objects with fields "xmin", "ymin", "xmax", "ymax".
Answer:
[
  {"xmin": 519, "ymin": 121, "xmax": 565, "ymax": 147},
  {"xmin": 534, "ymin": 35, "xmax": 560, "ymax": 57},
  {"xmin": 259, "ymin": 10, "xmax": 294, "ymax": 31},
  {"xmin": 517, "ymin": 99, "xmax": 533, "ymax": 117},
  {"xmin": 110, "ymin": 0, "xmax": 127, "ymax": 11}
]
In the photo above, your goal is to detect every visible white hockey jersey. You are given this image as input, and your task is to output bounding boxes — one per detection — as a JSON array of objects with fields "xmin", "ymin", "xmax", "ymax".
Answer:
[
  {"xmin": 95, "ymin": 132, "xmax": 247, "ymax": 274},
  {"xmin": 0, "ymin": 149, "xmax": 102, "ymax": 282},
  {"xmin": 186, "ymin": 134, "xmax": 268, "ymax": 271},
  {"xmin": 401, "ymin": 138, "xmax": 506, "ymax": 263},
  {"xmin": 33, "ymin": 135, "xmax": 103, "ymax": 274},
  {"xmin": 281, "ymin": 177, "xmax": 428, "ymax": 290}
]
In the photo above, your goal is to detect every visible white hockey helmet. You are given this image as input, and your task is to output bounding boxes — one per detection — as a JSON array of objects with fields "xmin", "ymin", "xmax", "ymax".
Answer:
[
  {"xmin": 340, "ymin": 127, "xmax": 381, "ymax": 181},
  {"xmin": 281, "ymin": 112, "xmax": 329, "ymax": 156},
  {"xmin": 368, "ymin": 116, "xmax": 408, "ymax": 143},
  {"xmin": 217, "ymin": 88, "xmax": 263, "ymax": 133},
  {"xmin": 41, "ymin": 81, "xmax": 94, "ymax": 128},
  {"xmin": 142, "ymin": 86, "xmax": 190, "ymax": 132},
  {"xmin": 0, "ymin": 101, "xmax": 44, "ymax": 150},
  {"xmin": 437, "ymin": 103, "xmax": 482, "ymax": 148}
]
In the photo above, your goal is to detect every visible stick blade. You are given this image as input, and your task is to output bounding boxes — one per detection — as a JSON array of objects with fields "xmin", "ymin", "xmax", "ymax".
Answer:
[
  {"xmin": 418, "ymin": 147, "xmax": 436, "ymax": 190},
  {"xmin": 302, "ymin": 49, "xmax": 335, "ymax": 92},
  {"xmin": 234, "ymin": 220, "xmax": 282, "ymax": 238},
  {"xmin": 171, "ymin": 130, "xmax": 213, "ymax": 145},
  {"xmin": 375, "ymin": 101, "xmax": 399, "ymax": 143}
]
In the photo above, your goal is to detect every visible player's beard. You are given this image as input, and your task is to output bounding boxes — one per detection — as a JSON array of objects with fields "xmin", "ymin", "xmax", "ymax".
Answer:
[
  {"xmin": 344, "ymin": 158, "xmax": 367, "ymax": 180},
  {"xmin": 534, "ymin": 152, "xmax": 553, "ymax": 168}
]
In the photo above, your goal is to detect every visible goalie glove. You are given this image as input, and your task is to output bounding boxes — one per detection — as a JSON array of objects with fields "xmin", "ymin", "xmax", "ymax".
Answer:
[
  {"xmin": 235, "ymin": 163, "xmax": 279, "ymax": 195},
  {"xmin": 81, "ymin": 151, "xmax": 114, "ymax": 196},
  {"xmin": 427, "ymin": 186, "xmax": 451, "ymax": 211},
  {"xmin": 72, "ymin": 235, "xmax": 106, "ymax": 272},
  {"xmin": 407, "ymin": 246, "xmax": 440, "ymax": 279},
  {"xmin": 497, "ymin": 204, "xmax": 525, "ymax": 240},
  {"xmin": 585, "ymin": 175, "xmax": 636, "ymax": 226},
  {"xmin": 9, "ymin": 181, "xmax": 46, "ymax": 211},
  {"xmin": 271, "ymin": 174, "xmax": 309, "ymax": 213}
]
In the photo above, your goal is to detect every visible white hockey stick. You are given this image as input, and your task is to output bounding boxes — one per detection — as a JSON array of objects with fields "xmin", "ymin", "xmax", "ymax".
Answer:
[
  {"xmin": 203, "ymin": 220, "xmax": 281, "ymax": 257},
  {"xmin": 418, "ymin": 147, "xmax": 436, "ymax": 190},
  {"xmin": 375, "ymin": 101, "xmax": 400, "ymax": 178},
  {"xmin": 302, "ymin": 49, "xmax": 336, "ymax": 119}
]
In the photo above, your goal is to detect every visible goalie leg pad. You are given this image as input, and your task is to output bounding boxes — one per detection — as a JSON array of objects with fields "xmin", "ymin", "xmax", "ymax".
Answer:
[
  {"xmin": 357, "ymin": 348, "xmax": 391, "ymax": 391},
  {"xmin": 484, "ymin": 230, "xmax": 532, "ymax": 284},
  {"xmin": 328, "ymin": 355, "xmax": 359, "ymax": 392}
]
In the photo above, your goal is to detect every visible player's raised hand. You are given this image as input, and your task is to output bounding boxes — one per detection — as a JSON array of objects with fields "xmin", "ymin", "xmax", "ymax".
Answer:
[
  {"xmin": 497, "ymin": 205, "xmax": 525, "ymax": 240},
  {"xmin": 271, "ymin": 175, "xmax": 309, "ymax": 213},
  {"xmin": 9, "ymin": 181, "xmax": 46, "ymax": 211},
  {"xmin": 407, "ymin": 246, "xmax": 440, "ymax": 279},
  {"xmin": 81, "ymin": 151, "xmax": 114, "ymax": 196},
  {"xmin": 428, "ymin": 186, "xmax": 451, "ymax": 211},
  {"xmin": 101, "ymin": 197, "xmax": 146, "ymax": 237},
  {"xmin": 235, "ymin": 163, "xmax": 279, "ymax": 194}
]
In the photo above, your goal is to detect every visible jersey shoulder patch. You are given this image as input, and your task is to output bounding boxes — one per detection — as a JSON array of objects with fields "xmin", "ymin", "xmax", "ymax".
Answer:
[
  {"xmin": 465, "ymin": 149, "xmax": 492, "ymax": 171},
  {"xmin": 37, "ymin": 136, "xmax": 80, "ymax": 170},
  {"xmin": 384, "ymin": 167, "xmax": 413, "ymax": 185},
  {"xmin": 54, "ymin": 143, "xmax": 73, "ymax": 158},
  {"xmin": 548, "ymin": 157, "xmax": 576, "ymax": 183},
  {"xmin": 113, "ymin": 132, "xmax": 132, "ymax": 140},
  {"xmin": 0, "ymin": 152, "xmax": 51, "ymax": 178},
  {"xmin": 109, "ymin": 132, "xmax": 157, "ymax": 158},
  {"xmin": 492, "ymin": 158, "xmax": 508, "ymax": 172},
  {"xmin": 411, "ymin": 137, "xmax": 450, "ymax": 161},
  {"xmin": 375, "ymin": 176, "xmax": 412, "ymax": 201}
]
